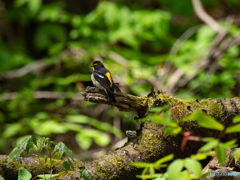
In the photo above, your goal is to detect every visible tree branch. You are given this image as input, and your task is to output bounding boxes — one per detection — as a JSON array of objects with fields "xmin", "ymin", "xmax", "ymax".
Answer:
[
  {"xmin": 191, "ymin": 0, "xmax": 227, "ymax": 35},
  {"xmin": 0, "ymin": 91, "xmax": 83, "ymax": 101}
]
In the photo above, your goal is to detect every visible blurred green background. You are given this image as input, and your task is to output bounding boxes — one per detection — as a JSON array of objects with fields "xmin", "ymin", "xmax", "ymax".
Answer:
[{"xmin": 0, "ymin": 0, "xmax": 240, "ymax": 160}]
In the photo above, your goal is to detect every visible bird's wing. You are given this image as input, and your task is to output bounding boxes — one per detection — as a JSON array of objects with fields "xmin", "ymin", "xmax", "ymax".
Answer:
[{"xmin": 93, "ymin": 71, "xmax": 113, "ymax": 93}]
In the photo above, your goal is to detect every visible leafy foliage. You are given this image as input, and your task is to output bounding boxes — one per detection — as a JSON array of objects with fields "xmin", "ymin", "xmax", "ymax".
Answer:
[{"xmin": 8, "ymin": 136, "xmax": 73, "ymax": 177}]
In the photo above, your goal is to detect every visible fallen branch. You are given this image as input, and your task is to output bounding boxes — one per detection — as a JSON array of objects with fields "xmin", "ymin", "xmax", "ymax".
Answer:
[{"xmin": 1, "ymin": 88, "xmax": 240, "ymax": 179}]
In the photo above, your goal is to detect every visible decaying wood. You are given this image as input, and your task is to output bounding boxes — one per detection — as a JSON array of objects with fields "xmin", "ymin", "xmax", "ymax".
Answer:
[{"xmin": 1, "ymin": 88, "xmax": 240, "ymax": 179}]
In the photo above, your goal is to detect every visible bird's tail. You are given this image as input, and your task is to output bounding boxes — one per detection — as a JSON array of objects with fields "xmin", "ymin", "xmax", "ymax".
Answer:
[{"xmin": 107, "ymin": 91, "xmax": 116, "ymax": 103}]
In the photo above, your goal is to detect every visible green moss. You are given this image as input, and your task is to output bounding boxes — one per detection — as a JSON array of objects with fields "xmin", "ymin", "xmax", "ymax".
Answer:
[{"xmin": 234, "ymin": 154, "xmax": 240, "ymax": 164}]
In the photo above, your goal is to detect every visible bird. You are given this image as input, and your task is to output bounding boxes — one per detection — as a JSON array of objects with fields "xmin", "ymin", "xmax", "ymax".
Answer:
[{"xmin": 91, "ymin": 61, "xmax": 116, "ymax": 103}]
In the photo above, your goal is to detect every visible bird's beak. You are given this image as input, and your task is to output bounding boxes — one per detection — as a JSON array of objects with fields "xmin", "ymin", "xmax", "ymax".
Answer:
[{"xmin": 91, "ymin": 65, "xmax": 93, "ymax": 67}]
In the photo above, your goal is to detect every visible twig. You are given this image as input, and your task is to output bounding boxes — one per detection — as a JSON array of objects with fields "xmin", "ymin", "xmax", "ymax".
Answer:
[
  {"xmin": 160, "ymin": 25, "xmax": 201, "ymax": 81},
  {"xmin": 0, "ymin": 60, "xmax": 47, "ymax": 79},
  {"xmin": 191, "ymin": 0, "xmax": 227, "ymax": 35},
  {"xmin": 168, "ymin": 34, "xmax": 240, "ymax": 95},
  {"xmin": 0, "ymin": 91, "xmax": 83, "ymax": 101},
  {"xmin": 109, "ymin": 51, "xmax": 129, "ymax": 67}
]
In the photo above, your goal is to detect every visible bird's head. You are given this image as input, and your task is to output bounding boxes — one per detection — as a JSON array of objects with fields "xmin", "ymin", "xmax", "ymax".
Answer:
[{"xmin": 91, "ymin": 61, "xmax": 104, "ymax": 71}]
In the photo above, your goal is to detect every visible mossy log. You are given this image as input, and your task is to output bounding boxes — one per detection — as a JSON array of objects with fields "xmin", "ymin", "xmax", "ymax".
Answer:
[{"xmin": 1, "ymin": 87, "xmax": 240, "ymax": 180}]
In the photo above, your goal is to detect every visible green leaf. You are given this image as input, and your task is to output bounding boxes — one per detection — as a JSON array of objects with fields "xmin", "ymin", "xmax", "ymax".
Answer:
[
  {"xmin": 201, "ymin": 137, "xmax": 217, "ymax": 142},
  {"xmin": 76, "ymin": 132, "xmax": 92, "ymax": 150},
  {"xmin": 226, "ymin": 124, "xmax": 240, "ymax": 133},
  {"xmin": 201, "ymin": 172, "xmax": 211, "ymax": 178},
  {"xmin": 80, "ymin": 168, "xmax": 96, "ymax": 180},
  {"xmin": 46, "ymin": 161, "xmax": 52, "ymax": 167},
  {"xmin": 19, "ymin": 135, "xmax": 37, "ymax": 153},
  {"xmin": 142, "ymin": 167, "xmax": 149, "ymax": 175},
  {"xmin": 34, "ymin": 120, "xmax": 67, "ymax": 136},
  {"xmin": 93, "ymin": 132, "xmax": 110, "ymax": 146},
  {"xmin": 2, "ymin": 122, "xmax": 22, "ymax": 138},
  {"xmin": 54, "ymin": 151, "xmax": 60, "ymax": 159},
  {"xmin": 54, "ymin": 142, "xmax": 72, "ymax": 159},
  {"xmin": 164, "ymin": 126, "xmax": 182, "ymax": 135},
  {"xmin": 231, "ymin": 149, "xmax": 240, "ymax": 156},
  {"xmin": 131, "ymin": 162, "xmax": 150, "ymax": 168},
  {"xmin": 155, "ymin": 154, "xmax": 174, "ymax": 166},
  {"xmin": 43, "ymin": 155, "xmax": 48, "ymax": 162},
  {"xmin": 28, "ymin": 0, "xmax": 42, "ymax": 15},
  {"xmin": 149, "ymin": 165, "xmax": 155, "ymax": 175},
  {"xmin": 222, "ymin": 139, "xmax": 237, "ymax": 148},
  {"xmin": 66, "ymin": 115, "xmax": 90, "ymax": 124},
  {"xmin": 167, "ymin": 159, "xmax": 184, "ymax": 180},
  {"xmin": 191, "ymin": 152, "xmax": 211, "ymax": 161},
  {"xmin": 149, "ymin": 107, "xmax": 161, "ymax": 112},
  {"xmin": 37, "ymin": 174, "xmax": 59, "ymax": 179},
  {"xmin": 184, "ymin": 158, "xmax": 202, "ymax": 177},
  {"xmin": 198, "ymin": 140, "xmax": 219, "ymax": 152},
  {"xmin": 18, "ymin": 167, "xmax": 32, "ymax": 180},
  {"xmin": 151, "ymin": 115, "xmax": 164, "ymax": 125},
  {"xmin": 8, "ymin": 147, "xmax": 20, "ymax": 163},
  {"xmin": 14, "ymin": 0, "xmax": 28, "ymax": 7},
  {"xmin": 164, "ymin": 111, "xmax": 172, "ymax": 126},
  {"xmin": 49, "ymin": 141, "xmax": 57, "ymax": 149},
  {"xmin": 182, "ymin": 110, "xmax": 224, "ymax": 131},
  {"xmin": 233, "ymin": 115, "xmax": 240, "ymax": 123},
  {"xmin": 61, "ymin": 158, "xmax": 74, "ymax": 172},
  {"xmin": 217, "ymin": 143, "xmax": 226, "ymax": 164},
  {"xmin": 136, "ymin": 174, "xmax": 164, "ymax": 179}
]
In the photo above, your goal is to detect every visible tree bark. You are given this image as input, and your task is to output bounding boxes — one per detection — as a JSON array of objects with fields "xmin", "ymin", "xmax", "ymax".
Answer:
[{"xmin": 1, "ymin": 87, "xmax": 240, "ymax": 180}]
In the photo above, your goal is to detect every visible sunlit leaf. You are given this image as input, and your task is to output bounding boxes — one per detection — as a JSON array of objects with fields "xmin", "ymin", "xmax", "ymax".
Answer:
[
  {"xmin": 222, "ymin": 139, "xmax": 237, "ymax": 148},
  {"xmin": 182, "ymin": 110, "xmax": 224, "ymax": 131},
  {"xmin": 131, "ymin": 162, "xmax": 150, "ymax": 168},
  {"xmin": 93, "ymin": 132, "xmax": 110, "ymax": 146},
  {"xmin": 76, "ymin": 133, "xmax": 92, "ymax": 150},
  {"xmin": 198, "ymin": 140, "xmax": 219, "ymax": 152},
  {"xmin": 226, "ymin": 124, "xmax": 240, "ymax": 133},
  {"xmin": 164, "ymin": 126, "xmax": 182, "ymax": 135},
  {"xmin": 28, "ymin": 0, "xmax": 42, "ymax": 15},
  {"xmin": 184, "ymin": 158, "xmax": 202, "ymax": 177},
  {"xmin": 155, "ymin": 154, "xmax": 174, "ymax": 166},
  {"xmin": 231, "ymin": 149, "xmax": 240, "ymax": 156},
  {"xmin": 233, "ymin": 115, "xmax": 240, "ymax": 123},
  {"xmin": 164, "ymin": 111, "xmax": 172, "ymax": 126},
  {"xmin": 18, "ymin": 167, "xmax": 32, "ymax": 180},
  {"xmin": 66, "ymin": 115, "xmax": 90, "ymax": 124},
  {"xmin": 191, "ymin": 152, "xmax": 211, "ymax": 161},
  {"xmin": 217, "ymin": 143, "xmax": 226, "ymax": 164},
  {"xmin": 167, "ymin": 159, "xmax": 184, "ymax": 180}
]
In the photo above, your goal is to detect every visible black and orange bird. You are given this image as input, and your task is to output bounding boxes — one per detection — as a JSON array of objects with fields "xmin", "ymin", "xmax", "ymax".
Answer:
[{"xmin": 91, "ymin": 61, "xmax": 116, "ymax": 102}]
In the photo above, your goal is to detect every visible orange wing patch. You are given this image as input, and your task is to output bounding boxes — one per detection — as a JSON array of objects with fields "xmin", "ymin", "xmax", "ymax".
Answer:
[{"xmin": 105, "ymin": 72, "xmax": 113, "ymax": 88}]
